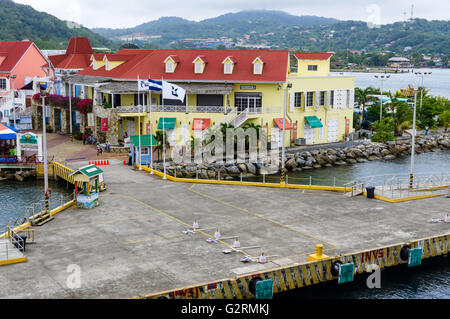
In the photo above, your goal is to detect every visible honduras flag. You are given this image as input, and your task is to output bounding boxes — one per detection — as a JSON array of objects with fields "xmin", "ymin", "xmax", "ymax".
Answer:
[{"xmin": 139, "ymin": 79, "xmax": 162, "ymax": 91}]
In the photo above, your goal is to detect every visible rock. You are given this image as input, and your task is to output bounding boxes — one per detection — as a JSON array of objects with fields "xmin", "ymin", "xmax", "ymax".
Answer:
[
  {"xmin": 313, "ymin": 164, "xmax": 322, "ymax": 169},
  {"xmin": 237, "ymin": 163, "xmax": 247, "ymax": 173},
  {"xmin": 285, "ymin": 158, "xmax": 297, "ymax": 170},
  {"xmin": 226, "ymin": 165, "xmax": 240, "ymax": 175},
  {"xmin": 346, "ymin": 158, "xmax": 357, "ymax": 164},
  {"xmin": 335, "ymin": 161, "xmax": 347, "ymax": 166},
  {"xmin": 247, "ymin": 163, "xmax": 257, "ymax": 174},
  {"xmin": 368, "ymin": 155, "xmax": 380, "ymax": 161},
  {"xmin": 383, "ymin": 155, "xmax": 396, "ymax": 160},
  {"xmin": 356, "ymin": 158, "xmax": 367, "ymax": 163},
  {"xmin": 296, "ymin": 158, "xmax": 306, "ymax": 167}
]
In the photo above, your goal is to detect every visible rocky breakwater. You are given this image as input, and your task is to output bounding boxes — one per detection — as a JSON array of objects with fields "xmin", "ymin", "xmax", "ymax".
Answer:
[
  {"xmin": 0, "ymin": 169, "xmax": 37, "ymax": 182},
  {"xmin": 284, "ymin": 134, "xmax": 450, "ymax": 172},
  {"xmin": 148, "ymin": 134, "xmax": 449, "ymax": 179}
]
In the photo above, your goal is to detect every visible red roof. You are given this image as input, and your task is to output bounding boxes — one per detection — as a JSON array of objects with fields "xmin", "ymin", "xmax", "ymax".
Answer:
[
  {"xmin": 294, "ymin": 52, "xmax": 333, "ymax": 61},
  {"xmin": 48, "ymin": 37, "xmax": 94, "ymax": 70},
  {"xmin": 77, "ymin": 49, "xmax": 289, "ymax": 82},
  {"xmin": 0, "ymin": 41, "xmax": 34, "ymax": 72},
  {"xmin": 66, "ymin": 37, "xmax": 93, "ymax": 55},
  {"xmin": 273, "ymin": 118, "xmax": 293, "ymax": 130}
]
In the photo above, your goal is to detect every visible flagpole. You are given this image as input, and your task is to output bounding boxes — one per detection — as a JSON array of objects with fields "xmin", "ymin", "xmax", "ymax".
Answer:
[
  {"xmin": 138, "ymin": 75, "xmax": 142, "ymax": 170},
  {"xmin": 149, "ymin": 75, "xmax": 153, "ymax": 175},
  {"xmin": 162, "ymin": 76, "xmax": 166, "ymax": 179}
]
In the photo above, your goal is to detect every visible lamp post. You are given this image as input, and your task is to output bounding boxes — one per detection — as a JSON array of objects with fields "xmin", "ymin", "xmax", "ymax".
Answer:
[
  {"xmin": 410, "ymin": 90, "xmax": 417, "ymax": 189},
  {"xmin": 69, "ymin": 81, "xmax": 73, "ymax": 142},
  {"xmin": 414, "ymin": 71, "xmax": 432, "ymax": 114},
  {"xmin": 41, "ymin": 92, "xmax": 49, "ymax": 212},
  {"xmin": 281, "ymin": 83, "xmax": 292, "ymax": 185},
  {"xmin": 374, "ymin": 75, "xmax": 390, "ymax": 122},
  {"xmin": 11, "ymin": 75, "xmax": 17, "ymax": 129}
]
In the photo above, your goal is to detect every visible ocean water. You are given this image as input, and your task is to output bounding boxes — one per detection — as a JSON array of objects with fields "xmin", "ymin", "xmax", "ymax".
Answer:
[{"xmin": 332, "ymin": 68, "xmax": 450, "ymax": 99}]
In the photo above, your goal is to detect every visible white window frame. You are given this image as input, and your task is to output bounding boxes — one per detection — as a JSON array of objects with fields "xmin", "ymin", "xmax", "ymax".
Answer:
[
  {"xmin": 166, "ymin": 62, "xmax": 174, "ymax": 73},
  {"xmin": 308, "ymin": 65, "xmax": 318, "ymax": 71},
  {"xmin": 0, "ymin": 78, "xmax": 8, "ymax": 90},
  {"xmin": 224, "ymin": 63, "xmax": 233, "ymax": 74},
  {"xmin": 306, "ymin": 92, "xmax": 314, "ymax": 108},
  {"xmin": 253, "ymin": 63, "xmax": 263, "ymax": 75},
  {"xmin": 195, "ymin": 62, "xmax": 203, "ymax": 74}
]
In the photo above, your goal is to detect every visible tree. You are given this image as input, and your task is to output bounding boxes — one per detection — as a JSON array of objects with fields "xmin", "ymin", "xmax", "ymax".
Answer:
[
  {"xmin": 119, "ymin": 43, "xmax": 140, "ymax": 50},
  {"xmin": 154, "ymin": 130, "xmax": 169, "ymax": 161},
  {"xmin": 439, "ymin": 110, "xmax": 450, "ymax": 132},
  {"xmin": 355, "ymin": 87, "xmax": 379, "ymax": 121},
  {"xmin": 441, "ymin": 55, "xmax": 449, "ymax": 67},
  {"xmin": 371, "ymin": 118, "xmax": 395, "ymax": 142},
  {"xmin": 387, "ymin": 93, "xmax": 413, "ymax": 136}
]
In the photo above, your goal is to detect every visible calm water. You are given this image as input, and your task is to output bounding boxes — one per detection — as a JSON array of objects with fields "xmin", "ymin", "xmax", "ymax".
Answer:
[
  {"xmin": 0, "ymin": 179, "xmax": 72, "ymax": 231},
  {"xmin": 332, "ymin": 68, "xmax": 450, "ymax": 99}
]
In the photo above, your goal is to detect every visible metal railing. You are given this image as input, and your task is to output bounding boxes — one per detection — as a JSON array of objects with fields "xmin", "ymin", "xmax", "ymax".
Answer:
[
  {"xmin": 0, "ymin": 191, "xmax": 74, "ymax": 235},
  {"xmin": 343, "ymin": 172, "xmax": 450, "ymax": 199}
]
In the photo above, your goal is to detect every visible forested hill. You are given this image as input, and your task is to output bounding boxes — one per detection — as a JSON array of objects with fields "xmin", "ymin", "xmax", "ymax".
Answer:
[{"xmin": 0, "ymin": 0, "xmax": 114, "ymax": 49}]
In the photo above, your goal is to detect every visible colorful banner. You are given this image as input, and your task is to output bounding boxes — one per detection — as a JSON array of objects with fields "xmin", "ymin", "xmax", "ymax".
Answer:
[{"xmin": 101, "ymin": 118, "xmax": 108, "ymax": 132}]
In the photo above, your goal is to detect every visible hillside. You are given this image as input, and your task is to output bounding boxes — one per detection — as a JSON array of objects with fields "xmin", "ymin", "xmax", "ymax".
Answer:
[
  {"xmin": 93, "ymin": 10, "xmax": 450, "ymax": 55},
  {"xmin": 93, "ymin": 10, "xmax": 339, "ymax": 45},
  {"xmin": 0, "ymin": 0, "xmax": 115, "ymax": 49}
]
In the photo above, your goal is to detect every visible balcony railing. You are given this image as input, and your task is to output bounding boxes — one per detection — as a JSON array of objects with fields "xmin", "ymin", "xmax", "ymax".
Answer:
[{"xmin": 115, "ymin": 105, "xmax": 283, "ymax": 115}]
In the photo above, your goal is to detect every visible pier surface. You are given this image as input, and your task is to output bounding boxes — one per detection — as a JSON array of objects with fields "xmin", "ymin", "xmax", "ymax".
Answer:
[{"xmin": 1, "ymin": 160, "xmax": 449, "ymax": 298}]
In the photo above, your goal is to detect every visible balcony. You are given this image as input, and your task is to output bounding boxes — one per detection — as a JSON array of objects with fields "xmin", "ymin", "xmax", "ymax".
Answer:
[{"xmin": 115, "ymin": 105, "xmax": 283, "ymax": 115}]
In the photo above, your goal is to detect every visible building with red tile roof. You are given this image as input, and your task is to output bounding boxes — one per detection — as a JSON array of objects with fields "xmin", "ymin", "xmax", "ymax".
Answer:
[{"xmin": 48, "ymin": 37, "xmax": 94, "ymax": 74}]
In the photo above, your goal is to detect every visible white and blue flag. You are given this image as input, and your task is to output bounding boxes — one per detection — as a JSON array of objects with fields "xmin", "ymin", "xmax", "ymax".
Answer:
[
  {"xmin": 138, "ymin": 79, "xmax": 162, "ymax": 91},
  {"xmin": 162, "ymin": 80, "xmax": 186, "ymax": 102}
]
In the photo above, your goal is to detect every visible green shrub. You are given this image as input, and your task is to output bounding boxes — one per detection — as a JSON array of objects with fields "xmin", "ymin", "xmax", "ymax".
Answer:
[{"xmin": 46, "ymin": 124, "xmax": 53, "ymax": 133}]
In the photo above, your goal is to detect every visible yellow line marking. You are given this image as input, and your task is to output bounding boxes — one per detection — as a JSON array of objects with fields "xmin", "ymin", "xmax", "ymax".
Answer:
[
  {"xmin": 293, "ymin": 266, "xmax": 303, "ymax": 288},
  {"xmin": 0, "ymin": 256, "xmax": 27, "ymax": 266},
  {"xmin": 123, "ymin": 233, "xmax": 185, "ymax": 245},
  {"xmin": 188, "ymin": 184, "xmax": 339, "ymax": 249},
  {"xmin": 108, "ymin": 193, "xmax": 252, "ymax": 255},
  {"xmin": 301, "ymin": 265, "xmax": 312, "ymax": 286},
  {"xmin": 91, "ymin": 213, "xmax": 161, "ymax": 225}
]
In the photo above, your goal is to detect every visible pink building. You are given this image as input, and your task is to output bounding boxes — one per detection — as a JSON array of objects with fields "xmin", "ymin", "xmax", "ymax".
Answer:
[{"xmin": 0, "ymin": 41, "xmax": 51, "ymax": 124}]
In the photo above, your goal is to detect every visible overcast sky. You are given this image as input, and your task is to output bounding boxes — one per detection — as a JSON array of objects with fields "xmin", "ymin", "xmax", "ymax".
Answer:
[{"xmin": 14, "ymin": 0, "xmax": 450, "ymax": 29}]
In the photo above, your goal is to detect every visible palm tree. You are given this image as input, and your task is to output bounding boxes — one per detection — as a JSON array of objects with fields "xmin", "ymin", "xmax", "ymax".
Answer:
[
  {"xmin": 243, "ymin": 122, "xmax": 262, "ymax": 150},
  {"xmin": 355, "ymin": 87, "xmax": 379, "ymax": 121},
  {"xmin": 387, "ymin": 92, "xmax": 413, "ymax": 136},
  {"xmin": 154, "ymin": 130, "xmax": 169, "ymax": 161}
]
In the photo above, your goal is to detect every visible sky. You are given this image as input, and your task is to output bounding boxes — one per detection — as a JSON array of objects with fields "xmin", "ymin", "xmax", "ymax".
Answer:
[{"xmin": 14, "ymin": 0, "xmax": 450, "ymax": 29}]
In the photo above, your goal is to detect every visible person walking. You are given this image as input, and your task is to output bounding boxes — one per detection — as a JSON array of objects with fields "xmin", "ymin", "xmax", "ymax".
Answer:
[
  {"xmin": 425, "ymin": 125, "xmax": 429, "ymax": 136},
  {"xmin": 97, "ymin": 142, "xmax": 103, "ymax": 156},
  {"xmin": 82, "ymin": 133, "xmax": 86, "ymax": 145},
  {"xmin": 105, "ymin": 141, "xmax": 111, "ymax": 152}
]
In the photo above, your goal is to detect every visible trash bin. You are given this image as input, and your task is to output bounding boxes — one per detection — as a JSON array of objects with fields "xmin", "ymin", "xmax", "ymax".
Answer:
[
  {"xmin": 14, "ymin": 235, "xmax": 27, "ymax": 252},
  {"xmin": 366, "ymin": 186, "xmax": 375, "ymax": 199}
]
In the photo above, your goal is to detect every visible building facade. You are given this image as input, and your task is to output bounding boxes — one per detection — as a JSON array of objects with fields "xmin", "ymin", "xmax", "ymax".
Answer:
[{"xmin": 54, "ymin": 47, "xmax": 354, "ymax": 148}]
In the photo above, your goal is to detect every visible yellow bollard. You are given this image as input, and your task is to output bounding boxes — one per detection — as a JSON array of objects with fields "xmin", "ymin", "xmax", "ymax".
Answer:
[{"xmin": 307, "ymin": 244, "xmax": 330, "ymax": 262}]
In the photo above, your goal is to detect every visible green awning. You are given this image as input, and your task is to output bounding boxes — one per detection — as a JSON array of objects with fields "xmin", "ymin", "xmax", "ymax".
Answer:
[
  {"xmin": 157, "ymin": 117, "xmax": 176, "ymax": 130},
  {"xmin": 130, "ymin": 134, "xmax": 157, "ymax": 147},
  {"xmin": 69, "ymin": 165, "xmax": 104, "ymax": 179},
  {"xmin": 305, "ymin": 116, "xmax": 323, "ymax": 128}
]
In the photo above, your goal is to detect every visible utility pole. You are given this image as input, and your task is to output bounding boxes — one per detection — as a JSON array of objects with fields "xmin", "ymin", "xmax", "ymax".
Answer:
[
  {"xmin": 11, "ymin": 75, "xmax": 16, "ymax": 129},
  {"xmin": 374, "ymin": 75, "xmax": 390, "ymax": 122},
  {"xmin": 410, "ymin": 90, "xmax": 417, "ymax": 189},
  {"xmin": 281, "ymin": 83, "xmax": 292, "ymax": 185},
  {"xmin": 414, "ymin": 71, "xmax": 432, "ymax": 114},
  {"xmin": 69, "ymin": 81, "xmax": 73, "ymax": 142}
]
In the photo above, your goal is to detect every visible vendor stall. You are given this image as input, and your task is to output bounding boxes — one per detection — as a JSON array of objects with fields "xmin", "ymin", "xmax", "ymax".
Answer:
[
  {"xmin": 0, "ymin": 123, "xmax": 18, "ymax": 163},
  {"xmin": 69, "ymin": 165, "xmax": 104, "ymax": 209}
]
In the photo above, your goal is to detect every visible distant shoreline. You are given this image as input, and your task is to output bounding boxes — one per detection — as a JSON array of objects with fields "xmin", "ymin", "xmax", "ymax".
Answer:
[{"xmin": 331, "ymin": 67, "xmax": 449, "ymax": 74}]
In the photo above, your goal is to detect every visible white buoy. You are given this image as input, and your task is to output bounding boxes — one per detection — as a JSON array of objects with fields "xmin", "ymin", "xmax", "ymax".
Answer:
[{"xmin": 233, "ymin": 238, "xmax": 241, "ymax": 249}]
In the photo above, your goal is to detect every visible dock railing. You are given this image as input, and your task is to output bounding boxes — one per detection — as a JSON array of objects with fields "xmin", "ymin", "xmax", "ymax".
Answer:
[{"xmin": 343, "ymin": 172, "xmax": 450, "ymax": 200}]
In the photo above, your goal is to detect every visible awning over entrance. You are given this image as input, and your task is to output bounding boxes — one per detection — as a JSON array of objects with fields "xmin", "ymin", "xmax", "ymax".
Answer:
[
  {"xmin": 193, "ymin": 118, "xmax": 210, "ymax": 130},
  {"xmin": 130, "ymin": 134, "xmax": 157, "ymax": 147},
  {"xmin": 273, "ymin": 118, "xmax": 293, "ymax": 130},
  {"xmin": 0, "ymin": 123, "xmax": 17, "ymax": 140},
  {"xmin": 157, "ymin": 117, "xmax": 176, "ymax": 130},
  {"xmin": 305, "ymin": 116, "xmax": 323, "ymax": 128}
]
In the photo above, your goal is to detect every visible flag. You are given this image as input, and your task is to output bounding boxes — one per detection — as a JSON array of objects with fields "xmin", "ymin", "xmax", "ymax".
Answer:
[
  {"xmin": 138, "ymin": 79, "xmax": 162, "ymax": 91},
  {"xmin": 39, "ymin": 82, "xmax": 48, "ymax": 91},
  {"xmin": 162, "ymin": 80, "xmax": 185, "ymax": 102}
]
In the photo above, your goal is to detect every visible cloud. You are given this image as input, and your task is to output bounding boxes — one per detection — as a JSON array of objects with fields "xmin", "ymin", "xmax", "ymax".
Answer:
[{"xmin": 13, "ymin": 0, "xmax": 450, "ymax": 29}]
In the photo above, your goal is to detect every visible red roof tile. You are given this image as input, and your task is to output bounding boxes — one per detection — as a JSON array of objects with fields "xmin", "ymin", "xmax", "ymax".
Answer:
[
  {"xmin": 0, "ymin": 41, "xmax": 34, "ymax": 72},
  {"xmin": 294, "ymin": 52, "xmax": 333, "ymax": 60},
  {"xmin": 77, "ymin": 49, "xmax": 289, "ymax": 82},
  {"xmin": 66, "ymin": 37, "xmax": 93, "ymax": 55}
]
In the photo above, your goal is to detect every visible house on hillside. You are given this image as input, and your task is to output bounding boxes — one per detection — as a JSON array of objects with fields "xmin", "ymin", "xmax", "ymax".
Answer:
[
  {"xmin": 388, "ymin": 57, "xmax": 411, "ymax": 68},
  {"xmin": 41, "ymin": 42, "xmax": 354, "ymax": 149},
  {"xmin": 0, "ymin": 41, "xmax": 52, "ymax": 127}
]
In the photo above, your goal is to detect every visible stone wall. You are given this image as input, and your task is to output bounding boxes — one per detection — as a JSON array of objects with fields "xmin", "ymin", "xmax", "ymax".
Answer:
[
  {"xmin": 150, "ymin": 134, "xmax": 450, "ymax": 179},
  {"xmin": 92, "ymin": 106, "xmax": 119, "ymax": 146}
]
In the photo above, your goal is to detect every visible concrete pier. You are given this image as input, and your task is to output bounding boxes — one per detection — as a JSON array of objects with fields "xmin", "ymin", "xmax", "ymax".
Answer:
[{"xmin": 1, "ymin": 159, "xmax": 449, "ymax": 298}]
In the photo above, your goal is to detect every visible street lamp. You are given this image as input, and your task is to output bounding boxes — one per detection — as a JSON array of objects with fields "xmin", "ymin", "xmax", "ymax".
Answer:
[
  {"xmin": 69, "ymin": 80, "xmax": 73, "ymax": 142},
  {"xmin": 7, "ymin": 75, "xmax": 17, "ymax": 129},
  {"xmin": 414, "ymin": 71, "xmax": 432, "ymax": 114},
  {"xmin": 281, "ymin": 82, "xmax": 292, "ymax": 185},
  {"xmin": 374, "ymin": 75, "xmax": 390, "ymax": 122},
  {"xmin": 410, "ymin": 90, "xmax": 418, "ymax": 189}
]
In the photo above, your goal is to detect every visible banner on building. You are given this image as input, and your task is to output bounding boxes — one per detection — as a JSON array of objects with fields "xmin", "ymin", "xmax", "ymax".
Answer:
[
  {"xmin": 75, "ymin": 111, "xmax": 82, "ymax": 124},
  {"xmin": 101, "ymin": 118, "xmax": 108, "ymax": 132},
  {"xmin": 87, "ymin": 113, "xmax": 94, "ymax": 127}
]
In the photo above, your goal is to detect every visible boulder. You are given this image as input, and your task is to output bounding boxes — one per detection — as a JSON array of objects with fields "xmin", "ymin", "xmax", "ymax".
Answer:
[{"xmin": 383, "ymin": 155, "xmax": 396, "ymax": 160}]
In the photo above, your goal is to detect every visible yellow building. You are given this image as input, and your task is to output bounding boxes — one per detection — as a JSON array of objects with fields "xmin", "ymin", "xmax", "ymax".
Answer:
[{"xmin": 65, "ymin": 49, "xmax": 354, "ymax": 148}]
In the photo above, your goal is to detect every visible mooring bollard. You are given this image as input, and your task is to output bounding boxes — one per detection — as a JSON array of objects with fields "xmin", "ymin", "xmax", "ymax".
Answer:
[
  {"xmin": 310, "ymin": 176, "xmax": 312, "ymax": 186},
  {"xmin": 240, "ymin": 173, "xmax": 243, "ymax": 182},
  {"xmin": 196, "ymin": 169, "xmax": 198, "ymax": 179}
]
